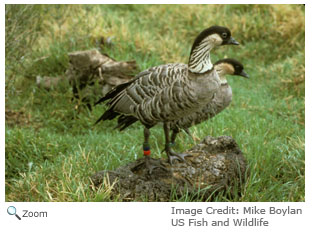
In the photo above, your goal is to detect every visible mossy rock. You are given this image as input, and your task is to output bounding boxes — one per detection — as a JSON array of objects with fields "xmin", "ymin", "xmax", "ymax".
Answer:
[{"xmin": 91, "ymin": 136, "xmax": 248, "ymax": 201}]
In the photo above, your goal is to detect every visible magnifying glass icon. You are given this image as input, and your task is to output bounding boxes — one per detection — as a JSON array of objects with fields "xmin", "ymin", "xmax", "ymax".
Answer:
[{"xmin": 7, "ymin": 206, "xmax": 21, "ymax": 220}]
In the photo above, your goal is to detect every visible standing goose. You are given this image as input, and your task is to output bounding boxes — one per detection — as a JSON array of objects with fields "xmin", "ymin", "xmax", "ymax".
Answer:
[
  {"xmin": 95, "ymin": 26, "xmax": 239, "ymax": 173},
  {"xmin": 170, "ymin": 58, "xmax": 249, "ymax": 145}
]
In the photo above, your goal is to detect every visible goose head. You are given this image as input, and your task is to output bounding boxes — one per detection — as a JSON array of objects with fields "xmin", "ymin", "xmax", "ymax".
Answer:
[
  {"xmin": 188, "ymin": 26, "xmax": 239, "ymax": 74},
  {"xmin": 214, "ymin": 58, "xmax": 249, "ymax": 84}
]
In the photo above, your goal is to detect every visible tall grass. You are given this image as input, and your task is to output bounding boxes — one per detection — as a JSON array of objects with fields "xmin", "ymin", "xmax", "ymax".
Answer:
[{"xmin": 5, "ymin": 4, "xmax": 304, "ymax": 201}]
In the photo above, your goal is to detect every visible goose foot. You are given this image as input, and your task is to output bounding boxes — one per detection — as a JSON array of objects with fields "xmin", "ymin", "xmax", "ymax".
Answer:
[
  {"xmin": 165, "ymin": 143, "xmax": 192, "ymax": 165},
  {"xmin": 131, "ymin": 156, "xmax": 168, "ymax": 175}
]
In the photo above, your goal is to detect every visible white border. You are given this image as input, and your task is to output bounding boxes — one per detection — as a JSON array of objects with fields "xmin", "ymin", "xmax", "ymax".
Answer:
[{"xmin": 2, "ymin": 1, "xmax": 310, "ymax": 231}]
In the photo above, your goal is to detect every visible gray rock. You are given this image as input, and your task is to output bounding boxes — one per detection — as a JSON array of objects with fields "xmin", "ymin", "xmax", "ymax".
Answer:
[{"xmin": 91, "ymin": 136, "xmax": 247, "ymax": 201}]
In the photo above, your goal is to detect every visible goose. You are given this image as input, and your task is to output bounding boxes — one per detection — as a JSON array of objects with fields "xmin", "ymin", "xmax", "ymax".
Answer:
[
  {"xmin": 170, "ymin": 58, "xmax": 249, "ymax": 145},
  {"xmin": 95, "ymin": 26, "xmax": 239, "ymax": 174}
]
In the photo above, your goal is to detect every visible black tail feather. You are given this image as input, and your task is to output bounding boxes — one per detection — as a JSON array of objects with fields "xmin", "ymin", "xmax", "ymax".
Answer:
[
  {"xmin": 94, "ymin": 76, "xmax": 139, "ymax": 127},
  {"xmin": 94, "ymin": 78, "xmax": 137, "ymax": 106},
  {"xmin": 95, "ymin": 109, "xmax": 120, "ymax": 125},
  {"xmin": 114, "ymin": 115, "xmax": 138, "ymax": 131}
]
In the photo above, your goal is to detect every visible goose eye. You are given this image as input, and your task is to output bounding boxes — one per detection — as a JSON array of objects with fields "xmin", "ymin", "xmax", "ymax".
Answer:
[{"xmin": 222, "ymin": 32, "xmax": 227, "ymax": 38}]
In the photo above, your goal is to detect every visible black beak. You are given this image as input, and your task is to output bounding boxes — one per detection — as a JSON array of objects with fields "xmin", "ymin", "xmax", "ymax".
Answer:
[
  {"xmin": 226, "ymin": 36, "xmax": 239, "ymax": 45},
  {"xmin": 239, "ymin": 70, "xmax": 249, "ymax": 78}
]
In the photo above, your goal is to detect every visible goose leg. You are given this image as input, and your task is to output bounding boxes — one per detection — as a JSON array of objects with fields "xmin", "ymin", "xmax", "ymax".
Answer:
[
  {"xmin": 164, "ymin": 123, "xmax": 191, "ymax": 165},
  {"xmin": 170, "ymin": 128, "xmax": 180, "ymax": 144},
  {"xmin": 142, "ymin": 127, "xmax": 167, "ymax": 174}
]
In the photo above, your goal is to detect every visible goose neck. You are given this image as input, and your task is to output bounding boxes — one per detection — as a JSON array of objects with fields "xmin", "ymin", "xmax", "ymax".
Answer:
[{"xmin": 188, "ymin": 37, "xmax": 217, "ymax": 74}]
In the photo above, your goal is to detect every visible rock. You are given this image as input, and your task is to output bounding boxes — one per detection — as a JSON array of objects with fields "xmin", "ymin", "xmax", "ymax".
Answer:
[
  {"xmin": 91, "ymin": 136, "xmax": 248, "ymax": 201},
  {"xmin": 35, "ymin": 49, "xmax": 138, "ymax": 110},
  {"xmin": 66, "ymin": 49, "xmax": 138, "ymax": 110}
]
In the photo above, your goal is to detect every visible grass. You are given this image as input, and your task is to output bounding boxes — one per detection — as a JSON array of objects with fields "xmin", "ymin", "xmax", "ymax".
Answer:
[{"xmin": 5, "ymin": 4, "xmax": 304, "ymax": 201}]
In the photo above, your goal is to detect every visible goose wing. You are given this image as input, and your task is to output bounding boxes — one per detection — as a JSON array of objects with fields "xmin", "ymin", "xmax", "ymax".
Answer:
[{"xmin": 96, "ymin": 63, "xmax": 191, "ymax": 126}]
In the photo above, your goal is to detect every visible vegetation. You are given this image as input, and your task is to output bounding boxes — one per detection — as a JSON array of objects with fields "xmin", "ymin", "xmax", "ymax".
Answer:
[{"xmin": 5, "ymin": 4, "xmax": 304, "ymax": 201}]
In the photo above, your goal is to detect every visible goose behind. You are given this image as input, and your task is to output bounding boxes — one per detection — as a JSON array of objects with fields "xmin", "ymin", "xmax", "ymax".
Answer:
[{"xmin": 170, "ymin": 58, "xmax": 249, "ymax": 144}]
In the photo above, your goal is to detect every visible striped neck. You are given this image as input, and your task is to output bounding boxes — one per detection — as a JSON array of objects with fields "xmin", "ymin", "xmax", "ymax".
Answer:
[{"xmin": 188, "ymin": 36, "xmax": 217, "ymax": 74}]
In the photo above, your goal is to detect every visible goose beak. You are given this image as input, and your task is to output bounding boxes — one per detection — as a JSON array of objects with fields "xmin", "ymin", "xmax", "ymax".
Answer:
[
  {"xmin": 239, "ymin": 70, "xmax": 249, "ymax": 78},
  {"xmin": 226, "ymin": 37, "xmax": 240, "ymax": 45}
]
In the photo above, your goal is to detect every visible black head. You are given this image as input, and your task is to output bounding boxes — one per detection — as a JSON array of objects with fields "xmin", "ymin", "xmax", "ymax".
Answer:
[
  {"xmin": 190, "ymin": 26, "xmax": 239, "ymax": 53},
  {"xmin": 215, "ymin": 58, "xmax": 249, "ymax": 78}
]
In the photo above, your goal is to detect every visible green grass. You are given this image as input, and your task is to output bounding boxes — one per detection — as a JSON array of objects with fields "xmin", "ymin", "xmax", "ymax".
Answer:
[{"xmin": 5, "ymin": 4, "xmax": 304, "ymax": 201}]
